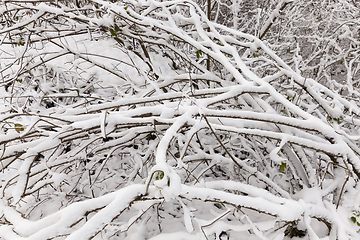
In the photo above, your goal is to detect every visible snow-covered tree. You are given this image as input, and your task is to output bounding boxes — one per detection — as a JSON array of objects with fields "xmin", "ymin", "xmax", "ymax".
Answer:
[{"xmin": 1, "ymin": 0, "xmax": 360, "ymax": 239}]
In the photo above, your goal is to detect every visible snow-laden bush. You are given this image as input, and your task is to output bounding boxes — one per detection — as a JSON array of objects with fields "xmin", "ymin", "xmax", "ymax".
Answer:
[{"xmin": 1, "ymin": 0, "xmax": 360, "ymax": 239}]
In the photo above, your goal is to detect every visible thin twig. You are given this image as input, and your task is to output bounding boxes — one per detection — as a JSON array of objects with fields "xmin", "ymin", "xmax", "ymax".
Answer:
[{"xmin": 202, "ymin": 114, "xmax": 242, "ymax": 169}]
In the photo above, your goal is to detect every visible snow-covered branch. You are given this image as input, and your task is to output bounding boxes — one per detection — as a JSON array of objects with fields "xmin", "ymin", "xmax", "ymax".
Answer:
[{"xmin": 1, "ymin": 0, "xmax": 360, "ymax": 239}]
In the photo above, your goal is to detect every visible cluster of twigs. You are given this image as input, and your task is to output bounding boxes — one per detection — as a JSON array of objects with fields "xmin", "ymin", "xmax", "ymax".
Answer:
[{"xmin": 0, "ymin": 0, "xmax": 360, "ymax": 239}]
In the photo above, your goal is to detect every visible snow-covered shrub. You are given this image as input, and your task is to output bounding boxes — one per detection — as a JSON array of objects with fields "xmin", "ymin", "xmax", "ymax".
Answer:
[{"xmin": 1, "ymin": 0, "xmax": 360, "ymax": 239}]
